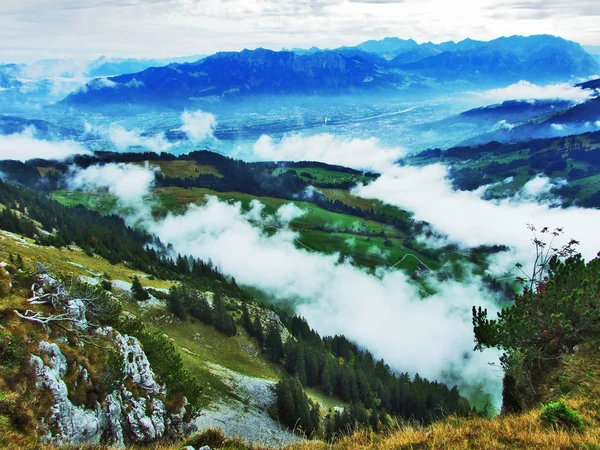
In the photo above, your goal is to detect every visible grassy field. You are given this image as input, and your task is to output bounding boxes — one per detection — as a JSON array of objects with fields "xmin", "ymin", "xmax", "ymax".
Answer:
[
  {"xmin": 273, "ymin": 167, "xmax": 376, "ymax": 186},
  {"xmin": 152, "ymin": 187, "xmax": 400, "ymax": 235},
  {"xmin": 151, "ymin": 187, "xmax": 437, "ymax": 271},
  {"xmin": 136, "ymin": 160, "xmax": 223, "ymax": 178},
  {"xmin": 51, "ymin": 190, "xmax": 120, "ymax": 216},
  {"xmin": 319, "ymin": 188, "xmax": 411, "ymax": 221},
  {"xmin": 49, "ymin": 186, "xmax": 465, "ymax": 274}
]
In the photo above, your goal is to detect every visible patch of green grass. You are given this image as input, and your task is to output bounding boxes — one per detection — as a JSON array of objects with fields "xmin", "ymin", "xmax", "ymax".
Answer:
[
  {"xmin": 36, "ymin": 167, "xmax": 58, "ymax": 177},
  {"xmin": 572, "ymin": 173, "xmax": 600, "ymax": 196},
  {"xmin": 51, "ymin": 190, "xmax": 119, "ymax": 216},
  {"xmin": 298, "ymin": 230, "xmax": 439, "ymax": 273},
  {"xmin": 273, "ymin": 167, "xmax": 376, "ymax": 186},
  {"xmin": 152, "ymin": 187, "xmax": 402, "ymax": 237},
  {"xmin": 540, "ymin": 401, "xmax": 583, "ymax": 431},
  {"xmin": 136, "ymin": 160, "xmax": 223, "ymax": 179},
  {"xmin": 305, "ymin": 387, "xmax": 348, "ymax": 415}
]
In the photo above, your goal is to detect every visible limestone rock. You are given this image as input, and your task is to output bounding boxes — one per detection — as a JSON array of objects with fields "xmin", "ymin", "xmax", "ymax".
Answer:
[{"xmin": 31, "ymin": 333, "xmax": 193, "ymax": 447}]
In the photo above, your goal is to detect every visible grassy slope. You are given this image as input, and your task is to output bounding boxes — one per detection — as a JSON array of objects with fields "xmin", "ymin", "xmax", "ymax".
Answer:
[
  {"xmin": 287, "ymin": 346, "xmax": 600, "ymax": 450},
  {"xmin": 273, "ymin": 167, "xmax": 375, "ymax": 186},
  {"xmin": 0, "ymin": 230, "xmax": 278, "ymax": 409},
  {"xmin": 0, "ymin": 230, "xmax": 171, "ymax": 290},
  {"xmin": 53, "ymin": 186, "xmax": 442, "ymax": 272},
  {"xmin": 0, "ymin": 229, "xmax": 346, "ymax": 433},
  {"xmin": 135, "ymin": 160, "xmax": 223, "ymax": 179}
]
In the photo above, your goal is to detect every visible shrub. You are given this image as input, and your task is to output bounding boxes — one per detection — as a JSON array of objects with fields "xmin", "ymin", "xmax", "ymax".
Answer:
[
  {"xmin": 131, "ymin": 276, "xmax": 149, "ymax": 301},
  {"xmin": 540, "ymin": 401, "xmax": 583, "ymax": 431},
  {"xmin": 101, "ymin": 280, "xmax": 112, "ymax": 292}
]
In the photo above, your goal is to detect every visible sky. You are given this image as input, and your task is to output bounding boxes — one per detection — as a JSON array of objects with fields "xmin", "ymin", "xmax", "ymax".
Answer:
[{"xmin": 1, "ymin": 0, "xmax": 599, "ymax": 63}]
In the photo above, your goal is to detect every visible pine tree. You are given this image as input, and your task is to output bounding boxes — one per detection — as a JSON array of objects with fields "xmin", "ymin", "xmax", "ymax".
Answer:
[
  {"xmin": 321, "ymin": 360, "xmax": 334, "ymax": 395},
  {"xmin": 131, "ymin": 276, "xmax": 150, "ymax": 301},
  {"xmin": 168, "ymin": 286, "xmax": 186, "ymax": 320},
  {"xmin": 265, "ymin": 322, "xmax": 285, "ymax": 362},
  {"xmin": 241, "ymin": 302, "xmax": 254, "ymax": 335},
  {"xmin": 253, "ymin": 315, "xmax": 265, "ymax": 346},
  {"xmin": 369, "ymin": 408, "xmax": 380, "ymax": 431},
  {"xmin": 188, "ymin": 291, "xmax": 213, "ymax": 324},
  {"xmin": 213, "ymin": 292, "xmax": 237, "ymax": 337}
]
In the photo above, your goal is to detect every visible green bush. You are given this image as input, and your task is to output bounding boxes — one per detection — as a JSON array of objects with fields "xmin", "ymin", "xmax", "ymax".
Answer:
[{"xmin": 540, "ymin": 401, "xmax": 583, "ymax": 431}]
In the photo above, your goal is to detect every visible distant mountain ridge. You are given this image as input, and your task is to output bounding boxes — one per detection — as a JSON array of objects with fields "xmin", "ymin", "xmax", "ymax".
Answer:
[
  {"xmin": 65, "ymin": 48, "xmax": 411, "ymax": 105},
  {"xmin": 64, "ymin": 35, "xmax": 599, "ymax": 106}
]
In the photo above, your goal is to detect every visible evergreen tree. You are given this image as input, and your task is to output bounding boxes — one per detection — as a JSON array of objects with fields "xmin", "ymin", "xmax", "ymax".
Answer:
[
  {"xmin": 212, "ymin": 292, "xmax": 237, "ymax": 337},
  {"xmin": 265, "ymin": 322, "xmax": 285, "ymax": 362},
  {"xmin": 131, "ymin": 276, "xmax": 150, "ymax": 301},
  {"xmin": 187, "ymin": 291, "xmax": 213, "ymax": 324},
  {"xmin": 241, "ymin": 302, "xmax": 254, "ymax": 335},
  {"xmin": 168, "ymin": 286, "xmax": 186, "ymax": 320},
  {"xmin": 275, "ymin": 376, "xmax": 318, "ymax": 436},
  {"xmin": 321, "ymin": 360, "xmax": 334, "ymax": 395},
  {"xmin": 369, "ymin": 408, "xmax": 380, "ymax": 431},
  {"xmin": 253, "ymin": 315, "xmax": 265, "ymax": 346}
]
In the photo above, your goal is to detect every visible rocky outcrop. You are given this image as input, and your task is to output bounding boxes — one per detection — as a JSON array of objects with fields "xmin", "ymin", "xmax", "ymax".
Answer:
[
  {"xmin": 31, "ymin": 342, "xmax": 104, "ymax": 445},
  {"xmin": 30, "ymin": 331, "xmax": 196, "ymax": 447}
]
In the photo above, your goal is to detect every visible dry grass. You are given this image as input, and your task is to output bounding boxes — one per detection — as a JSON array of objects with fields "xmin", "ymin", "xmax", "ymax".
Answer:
[{"xmin": 284, "ymin": 346, "xmax": 600, "ymax": 450}]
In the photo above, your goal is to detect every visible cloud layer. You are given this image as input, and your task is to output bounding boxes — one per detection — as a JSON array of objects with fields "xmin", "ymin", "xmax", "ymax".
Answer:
[
  {"xmin": 477, "ymin": 80, "xmax": 596, "ymax": 103},
  {"xmin": 69, "ymin": 162, "xmax": 156, "ymax": 223},
  {"xmin": 354, "ymin": 164, "xmax": 600, "ymax": 264},
  {"xmin": 108, "ymin": 125, "xmax": 172, "ymax": 153},
  {"xmin": 179, "ymin": 109, "xmax": 217, "ymax": 143},
  {"xmin": 0, "ymin": 128, "xmax": 91, "ymax": 161},
  {"xmin": 253, "ymin": 133, "xmax": 405, "ymax": 172}
]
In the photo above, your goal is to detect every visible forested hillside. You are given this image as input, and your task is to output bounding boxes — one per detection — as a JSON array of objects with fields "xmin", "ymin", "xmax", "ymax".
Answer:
[{"xmin": 0, "ymin": 178, "xmax": 471, "ymax": 447}]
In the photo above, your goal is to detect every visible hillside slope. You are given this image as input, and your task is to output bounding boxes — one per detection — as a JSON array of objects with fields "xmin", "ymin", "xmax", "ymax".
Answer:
[
  {"xmin": 0, "ymin": 228, "xmax": 302, "ymax": 448},
  {"xmin": 0, "ymin": 178, "xmax": 472, "ymax": 448}
]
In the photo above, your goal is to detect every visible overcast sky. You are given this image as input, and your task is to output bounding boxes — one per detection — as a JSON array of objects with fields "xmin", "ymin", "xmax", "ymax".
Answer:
[{"xmin": 1, "ymin": 0, "xmax": 599, "ymax": 63}]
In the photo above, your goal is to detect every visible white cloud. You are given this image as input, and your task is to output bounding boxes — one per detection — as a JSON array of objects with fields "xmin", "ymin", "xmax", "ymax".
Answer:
[
  {"xmin": 124, "ymin": 78, "xmax": 144, "ymax": 88},
  {"xmin": 518, "ymin": 174, "xmax": 566, "ymax": 200},
  {"xmin": 2, "ymin": 0, "xmax": 600, "ymax": 63},
  {"xmin": 0, "ymin": 128, "xmax": 91, "ymax": 161},
  {"xmin": 493, "ymin": 119, "xmax": 515, "ymax": 130},
  {"xmin": 74, "ymin": 77, "xmax": 117, "ymax": 93},
  {"xmin": 478, "ymin": 81, "xmax": 595, "ymax": 103},
  {"xmin": 179, "ymin": 109, "xmax": 217, "ymax": 143},
  {"xmin": 69, "ymin": 162, "xmax": 157, "ymax": 223},
  {"xmin": 149, "ymin": 196, "xmax": 503, "ymax": 404},
  {"xmin": 276, "ymin": 202, "xmax": 305, "ymax": 224},
  {"xmin": 108, "ymin": 125, "xmax": 172, "ymax": 153},
  {"xmin": 253, "ymin": 133, "xmax": 405, "ymax": 172},
  {"xmin": 551, "ymin": 123, "xmax": 566, "ymax": 131},
  {"xmin": 354, "ymin": 164, "xmax": 600, "ymax": 265}
]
